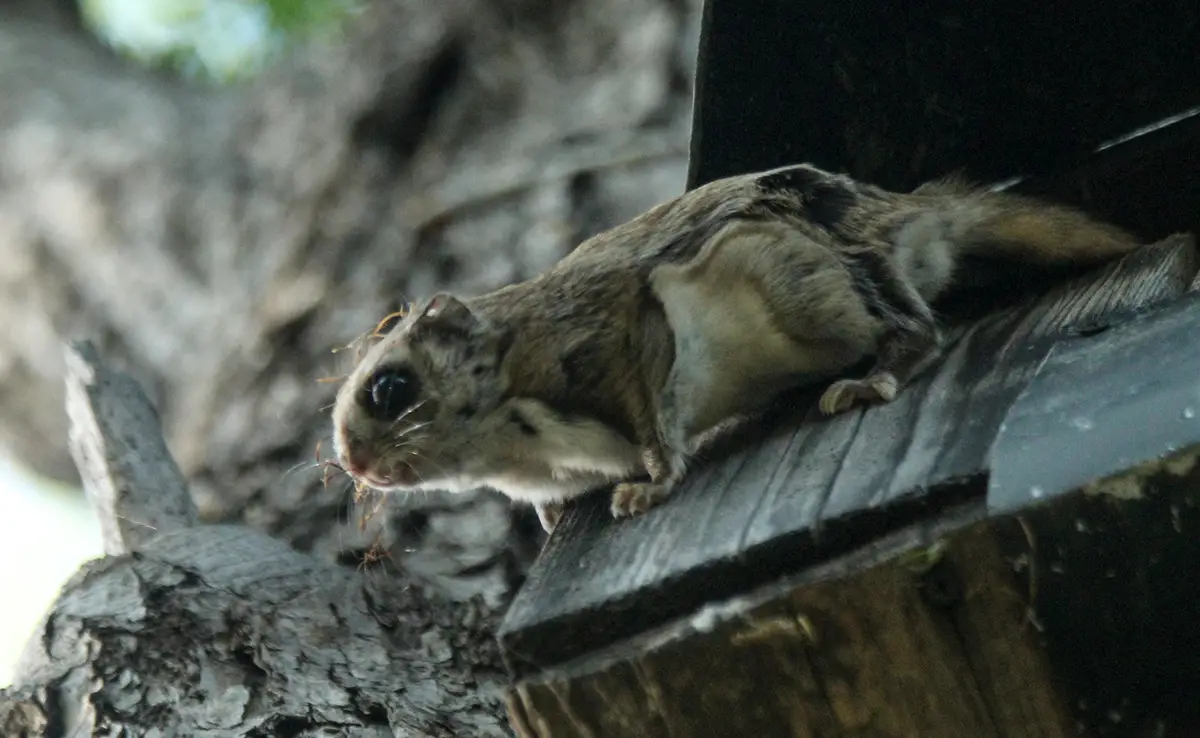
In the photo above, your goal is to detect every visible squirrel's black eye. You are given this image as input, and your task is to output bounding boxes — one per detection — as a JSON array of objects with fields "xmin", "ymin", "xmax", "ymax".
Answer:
[{"xmin": 360, "ymin": 366, "xmax": 420, "ymax": 421}]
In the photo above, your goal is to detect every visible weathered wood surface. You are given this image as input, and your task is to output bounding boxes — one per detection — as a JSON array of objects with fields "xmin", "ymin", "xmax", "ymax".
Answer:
[
  {"xmin": 505, "ymin": 445, "xmax": 1200, "ymax": 738},
  {"xmin": 0, "ymin": 342, "xmax": 512, "ymax": 737},
  {"xmin": 990, "ymin": 286, "xmax": 1200, "ymax": 513},
  {"xmin": 999, "ymin": 448, "xmax": 1200, "ymax": 738},
  {"xmin": 498, "ymin": 235, "xmax": 1200, "ymax": 677},
  {"xmin": 505, "ymin": 508, "xmax": 1075, "ymax": 738}
]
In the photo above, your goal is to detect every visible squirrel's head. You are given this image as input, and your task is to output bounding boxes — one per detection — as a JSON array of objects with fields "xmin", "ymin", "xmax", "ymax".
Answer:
[{"xmin": 331, "ymin": 293, "xmax": 527, "ymax": 495}]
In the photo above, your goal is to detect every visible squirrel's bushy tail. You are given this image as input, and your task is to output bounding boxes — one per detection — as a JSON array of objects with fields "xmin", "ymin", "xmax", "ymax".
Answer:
[{"xmin": 941, "ymin": 191, "xmax": 1143, "ymax": 266}]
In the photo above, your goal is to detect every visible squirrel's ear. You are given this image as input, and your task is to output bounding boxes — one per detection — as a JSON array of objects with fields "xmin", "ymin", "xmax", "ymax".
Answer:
[{"xmin": 414, "ymin": 293, "xmax": 477, "ymax": 337}]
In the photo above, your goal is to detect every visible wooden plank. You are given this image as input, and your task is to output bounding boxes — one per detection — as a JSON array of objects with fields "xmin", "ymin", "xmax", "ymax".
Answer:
[
  {"xmin": 990, "ymin": 270, "xmax": 1200, "ymax": 513},
  {"xmin": 505, "ymin": 504, "xmax": 1080, "ymax": 738},
  {"xmin": 992, "ymin": 446, "xmax": 1200, "ymax": 737},
  {"xmin": 986, "ymin": 277, "xmax": 1200, "ymax": 734},
  {"xmin": 499, "ymin": 237, "xmax": 1199, "ymax": 679},
  {"xmin": 506, "ymin": 448, "xmax": 1200, "ymax": 737},
  {"xmin": 937, "ymin": 528, "xmax": 1078, "ymax": 738}
]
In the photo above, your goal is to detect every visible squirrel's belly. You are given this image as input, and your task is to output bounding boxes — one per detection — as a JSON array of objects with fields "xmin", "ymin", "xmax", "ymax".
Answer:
[{"xmin": 650, "ymin": 268, "xmax": 836, "ymax": 445}]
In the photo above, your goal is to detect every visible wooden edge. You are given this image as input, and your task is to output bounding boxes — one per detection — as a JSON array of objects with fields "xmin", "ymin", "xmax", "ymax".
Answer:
[
  {"xmin": 505, "ymin": 446, "xmax": 1200, "ymax": 738},
  {"xmin": 63, "ymin": 339, "xmax": 198, "ymax": 556},
  {"xmin": 988, "ymin": 255, "xmax": 1200, "ymax": 514},
  {"xmin": 504, "ymin": 501, "xmax": 1075, "ymax": 738}
]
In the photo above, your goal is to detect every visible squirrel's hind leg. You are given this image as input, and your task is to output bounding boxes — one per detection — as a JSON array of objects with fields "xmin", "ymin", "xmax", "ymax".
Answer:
[
  {"xmin": 743, "ymin": 225, "xmax": 944, "ymax": 416},
  {"xmin": 817, "ymin": 326, "xmax": 942, "ymax": 415},
  {"xmin": 811, "ymin": 245, "xmax": 943, "ymax": 415}
]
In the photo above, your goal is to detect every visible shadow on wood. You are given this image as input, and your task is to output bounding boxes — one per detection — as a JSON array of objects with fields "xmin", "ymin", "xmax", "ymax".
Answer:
[{"xmin": 686, "ymin": 0, "xmax": 1200, "ymax": 190}]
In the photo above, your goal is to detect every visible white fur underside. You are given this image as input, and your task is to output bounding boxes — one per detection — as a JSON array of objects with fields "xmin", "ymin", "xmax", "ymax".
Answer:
[
  {"xmin": 649, "ymin": 225, "xmax": 857, "ymax": 451},
  {"xmin": 892, "ymin": 211, "xmax": 958, "ymax": 300},
  {"xmin": 483, "ymin": 398, "xmax": 643, "ymax": 504},
  {"xmin": 652, "ymin": 272, "xmax": 804, "ymax": 451}
]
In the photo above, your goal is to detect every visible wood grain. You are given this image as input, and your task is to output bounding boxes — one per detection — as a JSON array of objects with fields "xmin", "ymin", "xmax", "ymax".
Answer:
[
  {"xmin": 507, "ymin": 447, "xmax": 1200, "ymax": 736},
  {"xmin": 506, "ymin": 505, "xmax": 1079, "ymax": 738}
]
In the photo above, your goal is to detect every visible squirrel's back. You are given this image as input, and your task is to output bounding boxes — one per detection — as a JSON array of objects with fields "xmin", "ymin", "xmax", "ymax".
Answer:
[
  {"xmin": 537, "ymin": 163, "xmax": 1142, "ymax": 307},
  {"xmin": 742, "ymin": 165, "xmax": 1143, "ymax": 302}
]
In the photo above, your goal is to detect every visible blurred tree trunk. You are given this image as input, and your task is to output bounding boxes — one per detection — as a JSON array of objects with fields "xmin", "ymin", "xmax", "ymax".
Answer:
[
  {"xmin": 0, "ymin": 0, "xmax": 698, "ymax": 731},
  {"xmin": 0, "ymin": 0, "xmax": 696, "ymax": 593}
]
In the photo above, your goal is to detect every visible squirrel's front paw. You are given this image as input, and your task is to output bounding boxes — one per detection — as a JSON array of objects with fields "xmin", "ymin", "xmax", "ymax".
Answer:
[
  {"xmin": 610, "ymin": 482, "xmax": 671, "ymax": 519},
  {"xmin": 534, "ymin": 501, "xmax": 565, "ymax": 534},
  {"xmin": 819, "ymin": 372, "xmax": 899, "ymax": 415}
]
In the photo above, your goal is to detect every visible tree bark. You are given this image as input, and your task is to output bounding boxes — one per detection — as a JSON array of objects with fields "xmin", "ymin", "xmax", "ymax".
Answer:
[{"xmin": 2, "ymin": 342, "xmax": 511, "ymax": 736}]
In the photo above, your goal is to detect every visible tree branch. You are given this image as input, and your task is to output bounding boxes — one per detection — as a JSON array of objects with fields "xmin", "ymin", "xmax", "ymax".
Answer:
[
  {"xmin": 2, "ymin": 343, "xmax": 512, "ymax": 736},
  {"xmin": 64, "ymin": 340, "xmax": 199, "ymax": 554}
]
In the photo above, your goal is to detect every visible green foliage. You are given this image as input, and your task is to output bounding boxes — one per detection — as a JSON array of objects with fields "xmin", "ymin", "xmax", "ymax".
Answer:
[
  {"xmin": 263, "ymin": 0, "xmax": 360, "ymax": 36},
  {"xmin": 79, "ymin": 0, "xmax": 360, "ymax": 84}
]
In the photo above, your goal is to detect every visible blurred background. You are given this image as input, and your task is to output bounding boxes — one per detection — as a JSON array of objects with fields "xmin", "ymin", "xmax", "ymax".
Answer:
[
  {"xmin": 0, "ymin": 0, "xmax": 700, "ymax": 685},
  {"xmin": 0, "ymin": 461, "xmax": 98, "ymax": 686},
  {"xmin": 1, "ymin": 0, "xmax": 329, "ymax": 686}
]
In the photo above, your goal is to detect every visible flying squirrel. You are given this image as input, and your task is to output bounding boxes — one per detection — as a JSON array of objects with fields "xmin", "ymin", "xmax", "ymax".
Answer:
[{"xmin": 331, "ymin": 162, "xmax": 1143, "ymax": 533}]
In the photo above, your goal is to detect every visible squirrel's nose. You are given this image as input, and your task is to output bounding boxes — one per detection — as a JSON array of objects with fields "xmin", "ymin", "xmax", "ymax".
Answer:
[{"xmin": 338, "ymin": 437, "xmax": 371, "ymax": 477}]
